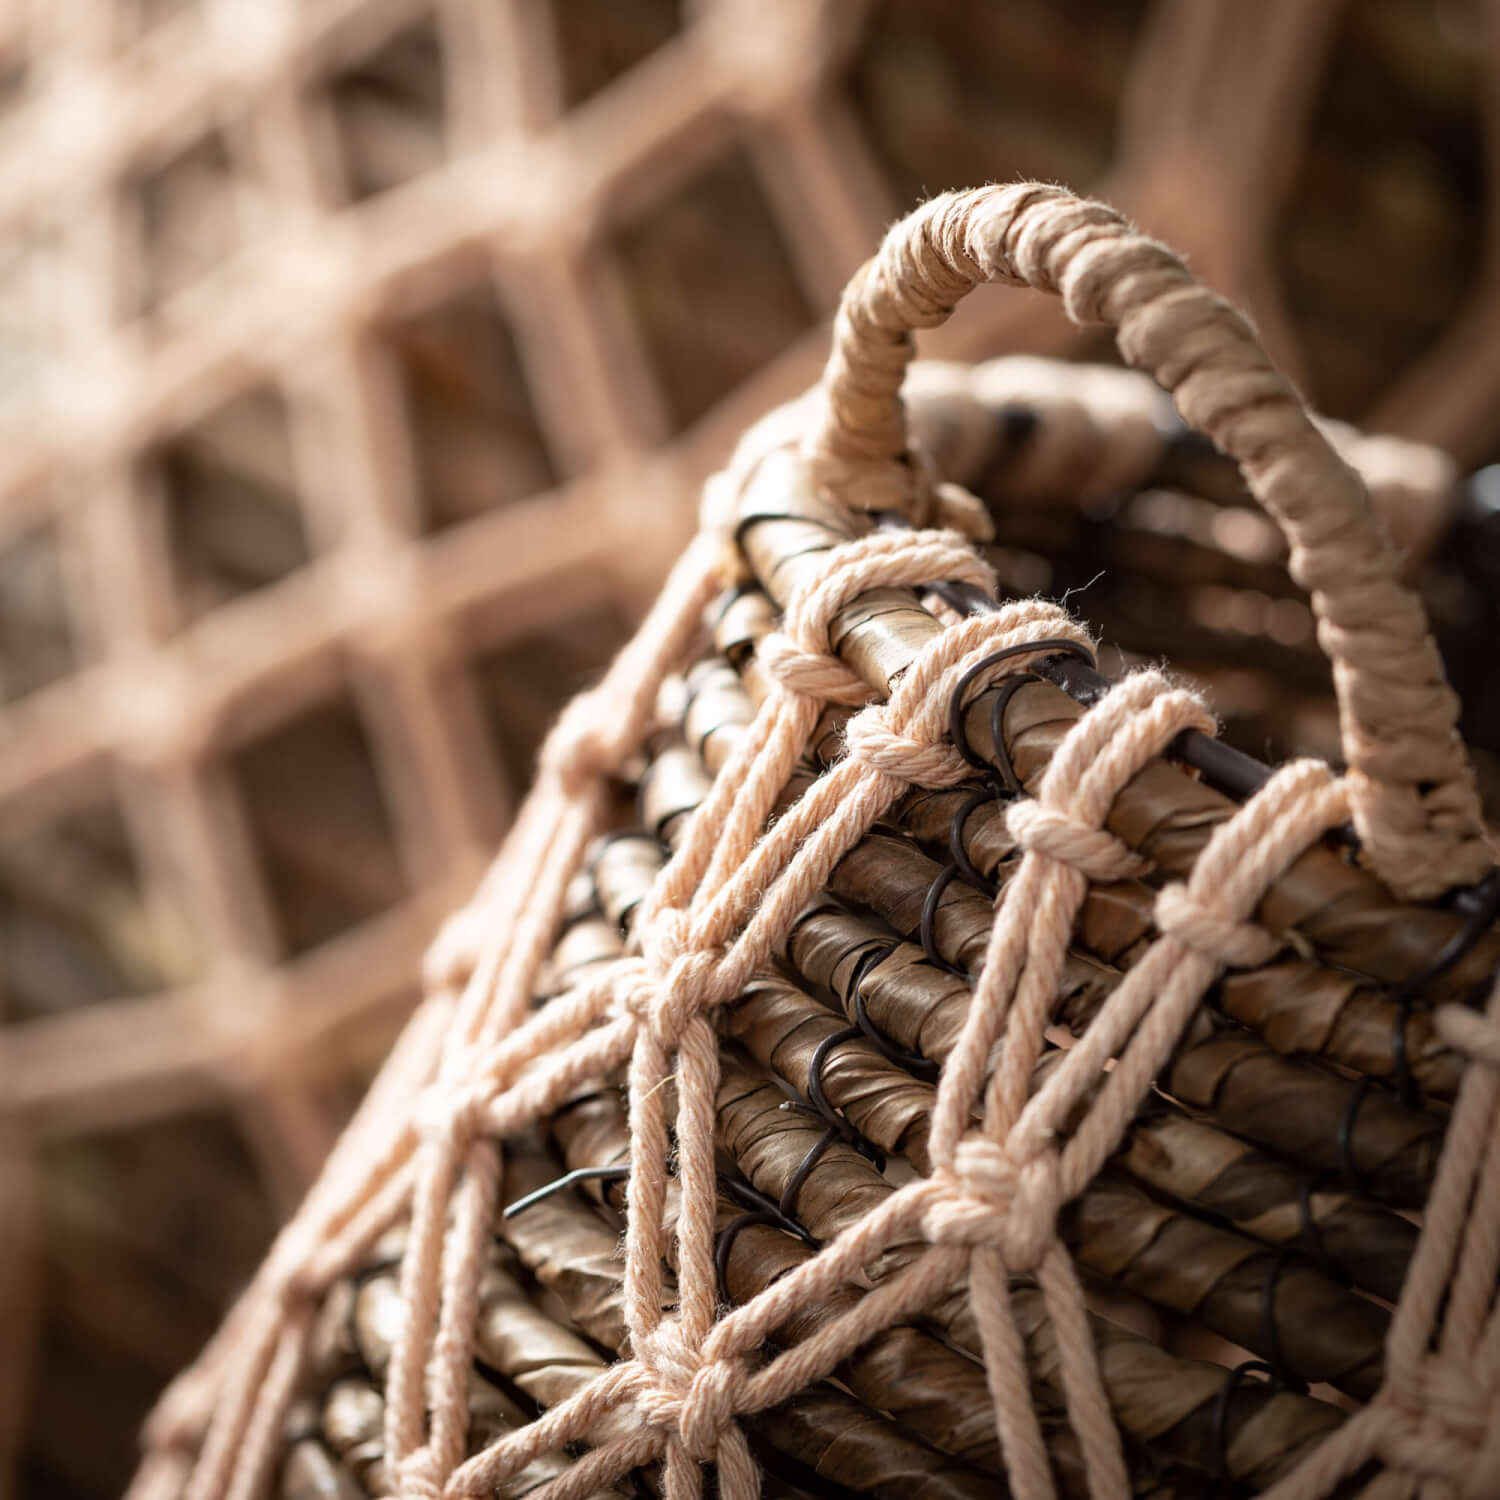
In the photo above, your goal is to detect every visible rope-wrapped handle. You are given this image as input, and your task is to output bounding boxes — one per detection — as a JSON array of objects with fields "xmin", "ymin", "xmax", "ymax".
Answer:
[{"xmin": 807, "ymin": 183, "xmax": 1488, "ymax": 902}]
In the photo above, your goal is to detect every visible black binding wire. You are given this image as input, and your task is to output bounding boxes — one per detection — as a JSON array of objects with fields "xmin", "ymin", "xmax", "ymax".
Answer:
[
  {"xmin": 717, "ymin": 1024, "xmax": 892, "ymax": 1300},
  {"xmin": 919, "ymin": 862, "xmax": 967, "ymax": 976},
  {"xmin": 1295, "ymin": 1170, "xmax": 1340, "ymax": 1280},
  {"xmin": 804, "ymin": 1026, "xmax": 886, "ymax": 1171},
  {"xmin": 715, "ymin": 1125, "xmax": 842, "ymax": 1303},
  {"xmin": 1257, "ymin": 1251, "xmax": 1309, "ymax": 1396},
  {"xmin": 1337, "ymin": 1077, "xmax": 1374, "ymax": 1195},
  {"xmin": 715, "ymin": 1173, "xmax": 816, "ymax": 1304},
  {"xmin": 778, "ymin": 1124, "xmax": 841, "ymax": 1218},
  {"xmin": 1377, "ymin": 864, "xmax": 1500, "ymax": 1105},
  {"xmin": 1211, "ymin": 1360, "xmax": 1280, "ymax": 1490},
  {"xmin": 950, "ymin": 781, "xmax": 1005, "ymax": 898},
  {"xmin": 1401, "ymin": 864, "xmax": 1500, "ymax": 998},
  {"xmin": 988, "ymin": 674, "xmax": 1042, "ymax": 797},
  {"xmin": 947, "ymin": 637, "xmax": 1098, "ymax": 771},
  {"xmin": 502, "ymin": 1165, "xmax": 631, "ymax": 1220},
  {"xmin": 1389, "ymin": 992, "xmax": 1419, "ymax": 1110},
  {"xmin": 846, "ymin": 941, "xmax": 940, "ymax": 1082}
]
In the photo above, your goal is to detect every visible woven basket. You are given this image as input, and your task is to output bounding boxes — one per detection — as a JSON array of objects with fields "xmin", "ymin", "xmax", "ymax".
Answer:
[{"xmin": 139, "ymin": 184, "xmax": 1500, "ymax": 1500}]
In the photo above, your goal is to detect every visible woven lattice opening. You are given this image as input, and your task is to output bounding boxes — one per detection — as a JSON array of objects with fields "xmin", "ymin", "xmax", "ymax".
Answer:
[
  {"xmin": 146, "ymin": 385, "xmax": 311, "ymax": 629},
  {"xmin": 1277, "ymin": 0, "xmax": 1485, "ymax": 419},
  {"xmin": 378, "ymin": 276, "xmax": 562, "ymax": 533},
  {"xmin": 128, "ymin": 131, "xmax": 246, "ymax": 325},
  {"xmin": 472, "ymin": 603, "xmax": 636, "ymax": 804},
  {"xmin": 0, "ymin": 518, "xmax": 78, "ymax": 703},
  {"xmin": 32, "ymin": 1114, "xmax": 274, "ymax": 1498},
  {"xmin": 0, "ymin": 789, "xmax": 185, "ymax": 1023},
  {"xmin": 850, "ymin": 0, "xmax": 1151, "ymax": 207},
  {"xmin": 612, "ymin": 150, "xmax": 819, "ymax": 436},
  {"xmin": 230, "ymin": 684, "xmax": 410, "ymax": 959},
  {"xmin": 322, "ymin": 17, "xmax": 450, "ymax": 205}
]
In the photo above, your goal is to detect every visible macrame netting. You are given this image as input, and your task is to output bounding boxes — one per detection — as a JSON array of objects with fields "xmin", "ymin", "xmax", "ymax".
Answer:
[{"xmin": 136, "ymin": 185, "xmax": 1500, "ymax": 1500}]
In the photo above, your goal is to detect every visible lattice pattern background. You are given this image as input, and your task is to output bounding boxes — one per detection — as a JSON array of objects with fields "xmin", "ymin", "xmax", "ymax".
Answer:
[{"xmin": 1, "ymin": 1, "xmax": 1497, "ymax": 1496}]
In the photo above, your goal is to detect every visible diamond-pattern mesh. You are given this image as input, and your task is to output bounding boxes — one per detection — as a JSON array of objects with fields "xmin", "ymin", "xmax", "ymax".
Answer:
[{"xmin": 0, "ymin": 1, "xmax": 1495, "ymax": 1495}]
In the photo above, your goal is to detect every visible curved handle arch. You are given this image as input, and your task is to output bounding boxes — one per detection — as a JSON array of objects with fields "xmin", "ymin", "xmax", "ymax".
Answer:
[{"xmin": 807, "ymin": 183, "xmax": 1487, "ymax": 901}]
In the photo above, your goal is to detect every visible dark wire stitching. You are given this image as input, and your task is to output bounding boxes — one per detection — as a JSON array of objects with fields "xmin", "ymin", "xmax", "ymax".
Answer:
[
  {"xmin": 502, "ymin": 1164, "xmax": 631, "ymax": 1220},
  {"xmin": 949, "ymin": 781, "xmax": 1006, "ymax": 898},
  {"xmin": 1257, "ymin": 1250, "xmax": 1309, "ymax": 1395},
  {"xmin": 1295, "ymin": 1171, "xmax": 1340, "ymax": 1280},
  {"xmin": 1397, "ymin": 864, "xmax": 1500, "ymax": 997},
  {"xmin": 919, "ymin": 862, "xmax": 967, "ymax": 976},
  {"xmin": 1211, "ymin": 1360, "xmax": 1281, "ymax": 1490},
  {"xmin": 1378, "ymin": 864, "xmax": 1500, "ymax": 1107},
  {"xmin": 715, "ymin": 1173, "xmax": 817, "ymax": 1305},
  {"xmin": 988, "ymin": 674, "xmax": 1042, "ymax": 796},
  {"xmin": 1389, "ymin": 993, "xmax": 1419, "ymax": 1110},
  {"xmin": 846, "ymin": 942, "xmax": 940, "ymax": 1082},
  {"xmin": 947, "ymin": 637, "xmax": 1098, "ymax": 770},
  {"xmin": 718, "ymin": 1122, "xmax": 843, "ymax": 1302},
  {"xmin": 1337, "ymin": 1078, "xmax": 1374, "ymax": 1195},
  {"xmin": 804, "ymin": 1026, "xmax": 887, "ymax": 1170}
]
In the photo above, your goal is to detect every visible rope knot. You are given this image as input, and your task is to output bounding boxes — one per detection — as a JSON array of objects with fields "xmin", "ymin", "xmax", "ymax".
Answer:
[
  {"xmin": 843, "ymin": 702, "xmax": 969, "ymax": 787},
  {"xmin": 396, "ymin": 1449, "xmax": 444, "ymax": 1500},
  {"xmin": 1153, "ymin": 881, "xmax": 1280, "ymax": 967},
  {"xmin": 628, "ymin": 911, "xmax": 732, "ymax": 1045},
  {"xmin": 1381, "ymin": 1355, "xmax": 1499, "ymax": 1496},
  {"xmin": 414, "ymin": 1081, "xmax": 491, "ymax": 1152},
  {"xmin": 924, "ymin": 1137, "xmax": 1062, "ymax": 1270},
  {"xmin": 422, "ymin": 905, "xmax": 482, "ymax": 994},
  {"xmin": 635, "ymin": 1325, "xmax": 740, "ymax": 1462},
  {"xmin": 758, "ymin": 630, "xmax": 873, "ymax": 705},
  {"xmin": 768, "ymin": 526, "xmax": 996, "ymax": 711},
  {"xmin": 1006, "ymin": 798, "xmax": 1149, "ymax": 883}
]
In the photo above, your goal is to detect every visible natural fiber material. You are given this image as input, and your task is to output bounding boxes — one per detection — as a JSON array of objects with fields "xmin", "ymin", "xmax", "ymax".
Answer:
[{"xmin": 141, "ymin": 185, "xmax": 1500, "ymax": 1500}]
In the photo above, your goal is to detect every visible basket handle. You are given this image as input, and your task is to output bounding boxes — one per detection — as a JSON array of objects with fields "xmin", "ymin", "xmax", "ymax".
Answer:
[{"xmin": 807, "ymin": 183, "xmax": 1488, "ymax": 902}]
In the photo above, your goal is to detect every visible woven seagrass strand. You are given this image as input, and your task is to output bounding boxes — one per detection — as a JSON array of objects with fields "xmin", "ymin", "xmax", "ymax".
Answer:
[
  {"xmin": 808, "ymin": 181, "xmax": 1490, "ymax": 903},
  {"xmin": 136, "ymin": 184, "xmax": 1500, "ymax": 1500}
]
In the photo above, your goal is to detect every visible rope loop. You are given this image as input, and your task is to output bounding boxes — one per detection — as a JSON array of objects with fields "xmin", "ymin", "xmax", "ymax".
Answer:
[
  {"xmin": 758, "ymin": 631, "xmax": 872, "ymax": 704},
  {"xmin": 538, "ymin": 691, "xmax": 630, "ymax": 797},
  {"xmin": 760, "ymin": 527, "xmax": 995, "ymax": 706},
  {"xmin": 625, "ymin": 908, "xmax": 734, "ymax": 1047},
  {"xmin": 843, "ymin": 705, "xmax": 970, "ymax": 786},
  {"xmin": 807, "ymin": 179, "xmax": 1488, "ymax": 898}
]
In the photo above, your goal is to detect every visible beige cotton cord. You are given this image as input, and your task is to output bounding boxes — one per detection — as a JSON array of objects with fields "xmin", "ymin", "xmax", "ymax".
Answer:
[{"xmin": 138, "ymin": 184, "xmax": 1500, "ymax": 1500}]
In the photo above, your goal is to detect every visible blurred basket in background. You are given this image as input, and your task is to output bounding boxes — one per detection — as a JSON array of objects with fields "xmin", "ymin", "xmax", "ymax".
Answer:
[{"xmin": 3, "ymin": 2, "xmax": 1500, "ymax": 1496}]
